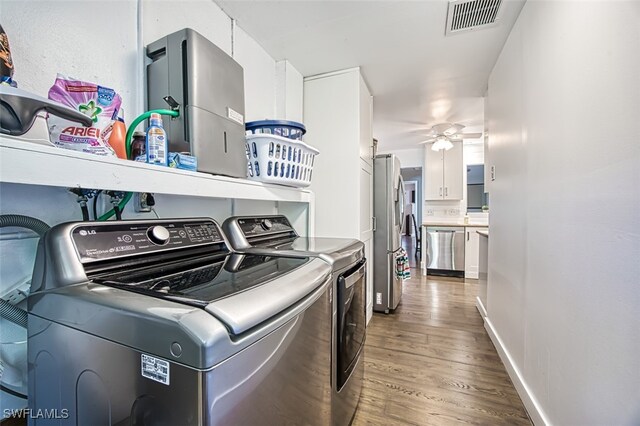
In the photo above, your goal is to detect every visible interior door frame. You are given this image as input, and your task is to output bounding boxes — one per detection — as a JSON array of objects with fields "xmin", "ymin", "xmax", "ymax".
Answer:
[{"xmin": 403, "ymin": 179, "xmax": 418, "ymax": 236}]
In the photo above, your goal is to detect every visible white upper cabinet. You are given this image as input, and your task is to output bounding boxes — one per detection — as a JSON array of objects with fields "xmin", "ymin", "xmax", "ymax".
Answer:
[
  {"xmin": 443, "ymin": 141, "xmax": 463, "ymax": 200},
  {"xmin": 425, "ymin": 148, "xmax": 445, "ymax": 200},
  {"xmin": 359, "ymin": 76, "xmax": 374, "ymax": 165},
  {"xmin": 424, "ymin": 142, "xmax": 463, "ymax": 200},
  {"xmin": 303, "ymin": 68, "xmax": 373, "ymax": 240}
]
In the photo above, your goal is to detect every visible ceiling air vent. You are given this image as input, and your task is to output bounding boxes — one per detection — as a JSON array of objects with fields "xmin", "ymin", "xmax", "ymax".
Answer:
[{"xmin": 445, "ymin": 0, "xmax": 503, "ymax": 35}]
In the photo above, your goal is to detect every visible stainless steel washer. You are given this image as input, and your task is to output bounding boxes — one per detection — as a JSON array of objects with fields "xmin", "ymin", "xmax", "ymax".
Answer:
[
  {"xmin": 27, "ymin": 218, "xmax": 332, "ymax": 425},
  {"xmin": 223, "ymin": 215, "xmax": 366, "ymax": 426}
]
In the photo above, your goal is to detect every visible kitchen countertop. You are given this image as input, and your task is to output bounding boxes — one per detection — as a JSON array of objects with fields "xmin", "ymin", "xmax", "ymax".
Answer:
[
  {"xmin": 422, "ymin": 220, "xmax": 488, "ymax": 228},
  {"xmin": 477, "ymin": 230, "xmax": 489, "ymax": 237}
]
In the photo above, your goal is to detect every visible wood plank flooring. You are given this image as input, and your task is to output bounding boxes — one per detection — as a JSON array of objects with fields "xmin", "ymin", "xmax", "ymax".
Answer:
[{"xmin": 352, "ymin": 268, "xmax": 531, "ymax": 425}]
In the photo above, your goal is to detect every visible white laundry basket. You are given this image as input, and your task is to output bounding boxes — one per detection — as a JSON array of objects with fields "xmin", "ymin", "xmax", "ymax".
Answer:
[{"xmin": 245, "ymin": 134, "xmax": 319, "ymax": 188}]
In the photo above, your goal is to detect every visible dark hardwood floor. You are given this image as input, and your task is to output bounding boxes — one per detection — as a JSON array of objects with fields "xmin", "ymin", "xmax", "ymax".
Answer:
[{"xmin": 353, "ymin": 258, "xmax": 531, "ymax": 425}]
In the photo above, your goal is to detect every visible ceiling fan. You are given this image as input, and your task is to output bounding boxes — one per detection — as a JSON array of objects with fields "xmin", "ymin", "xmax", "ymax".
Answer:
[{"xmin": 419, "ymin": 123, "xmax": 482, "ymax": 151}]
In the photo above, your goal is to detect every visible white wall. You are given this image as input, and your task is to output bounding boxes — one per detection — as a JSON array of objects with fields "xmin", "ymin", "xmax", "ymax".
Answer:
[
  {"xmin": 142, "ymin": 0, "xmax": 232, "ymax": 55},
  {"xmin": 276, "ymin": 60, "xmax": 304, "ymax": 122},
  {"xmin": 4, "ymin": 0, "xmax": 304, "ymax": 127},
  {"xmin": 233, "ymin": 26, "xmax": 276, "ymax": 121},
  {"xmin": 379, "ymin": 147, "xmax": 423, "ymax": 168},
  {"xmin": 3, "ymin": 1, "xmax": 140, "ymax": 120},
  {"xmin": 486, "ymin": 2, "xmax": 640, "ymax": 425}
]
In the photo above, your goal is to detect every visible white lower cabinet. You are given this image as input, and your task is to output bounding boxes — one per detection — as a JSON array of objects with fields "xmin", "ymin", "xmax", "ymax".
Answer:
[{"xmin": 464, "ymin": 227, "xmax": 483, "ymax": 279}]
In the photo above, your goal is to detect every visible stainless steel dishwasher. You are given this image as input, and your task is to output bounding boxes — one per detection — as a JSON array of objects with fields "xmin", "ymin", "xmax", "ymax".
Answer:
[{"xmin": 425, "ymin": 226, "xmax": 465, "ymax": 277}]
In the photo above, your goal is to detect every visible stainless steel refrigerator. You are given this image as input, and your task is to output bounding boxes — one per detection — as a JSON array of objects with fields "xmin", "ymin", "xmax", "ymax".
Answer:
[{"xmin": 373, "ymin": 154, "xmax": 405, "ymax": 313}]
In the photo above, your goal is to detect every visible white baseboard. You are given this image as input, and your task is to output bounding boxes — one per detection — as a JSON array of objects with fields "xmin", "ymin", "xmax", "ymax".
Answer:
[
  {"xmin": 484, "ymin": 318, "xmax": 551, "ymax": 426},
  {"xmin": 475, "ymin": 296, "xmax": 487, "ymax": 319}
]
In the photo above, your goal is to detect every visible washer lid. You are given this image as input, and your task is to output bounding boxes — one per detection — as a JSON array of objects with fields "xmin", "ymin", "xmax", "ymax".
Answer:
[
  {"xmin": 277, "ymin": 237, "xmax": 363, "ymax": 267},
  {"xmin": 222, "ymin": 215, "xmax": 364, "ymax": 271},
  {"xmin": 205, "ymin": 257, "xmax": 331, "ymax": 335},
  {"xmin": 94, "ymin": 253, "xmax": 312, "ymax": 308},
  {"xmin": 244, "ymin": 237, "xmax": 364, "ymax": 271}
]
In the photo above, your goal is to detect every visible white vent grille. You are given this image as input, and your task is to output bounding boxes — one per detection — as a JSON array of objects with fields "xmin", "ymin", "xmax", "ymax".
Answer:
[{"xmin": 446, "ymin": 0, "xmax": 503, "ymax": 35}]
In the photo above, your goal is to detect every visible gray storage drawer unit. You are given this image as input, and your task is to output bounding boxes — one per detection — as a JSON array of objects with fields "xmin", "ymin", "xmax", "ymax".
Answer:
[{"xmin": 147, "ymin": 28, "xmax": 247, "ymax": 177}]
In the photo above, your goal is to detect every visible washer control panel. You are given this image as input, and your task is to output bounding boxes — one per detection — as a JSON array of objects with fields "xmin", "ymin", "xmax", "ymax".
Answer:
[
  {"xmin": 72, "ymin": 219, "xmax": 224, "ymax": 263},
  {"xmin": 236, "ymin": 216, "xmax": 294, "ymax": 237}
]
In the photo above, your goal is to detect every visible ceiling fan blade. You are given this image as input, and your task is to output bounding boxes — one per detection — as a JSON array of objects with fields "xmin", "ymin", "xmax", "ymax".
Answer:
[
  {"xmin": 431, "ymin": 122, "xmax": 466, "ymax": 136},
  {"xmin": 458, "ymin": 132, "xmax": 482, "ymax": 139},
  {"xmin": 409, "ymin": 128, "xmax": 436, "ymax": 136},
  {"xmin": 432, "ymin": 123, "xmax": 454, "ymax": 134},
  {"xmin": 443, "ymin": 123, "xmax": 465, "ymax": 136},
  {"xmin": 418, "ymin": 138, "xmax": 437, "ymax": 144}
]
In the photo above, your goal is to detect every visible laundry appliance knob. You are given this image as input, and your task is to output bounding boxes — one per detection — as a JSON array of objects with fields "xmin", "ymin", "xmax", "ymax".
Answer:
[{"xmin": 147, "ymin": 225, "xmax": 170, "ymax": 245}]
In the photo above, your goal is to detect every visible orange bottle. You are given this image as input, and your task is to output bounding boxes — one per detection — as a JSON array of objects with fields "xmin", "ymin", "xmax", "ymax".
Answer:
[{"xmin": 108, "ymin": 111, "xmax": 127, "ymax": 159}]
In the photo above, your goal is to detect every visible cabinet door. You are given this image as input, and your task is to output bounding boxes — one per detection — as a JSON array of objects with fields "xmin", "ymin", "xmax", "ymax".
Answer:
[
  {"xmin": 464, "ymin": 227, "xmax": 482, "ymax": 279},
  {"xmin": 424, "ymin": 147, "xmax": 444, "ymax": 200},
  {"xmin": 304, "ymin": 70, "xmax": 360, "ymax": 237},
  {"xmin": 359, "ymin": 75, "xmax": 373, "ymax": 165},
  {"xmin": 443, "ymin": 141, "xmax": 463, "ymax": 200}
]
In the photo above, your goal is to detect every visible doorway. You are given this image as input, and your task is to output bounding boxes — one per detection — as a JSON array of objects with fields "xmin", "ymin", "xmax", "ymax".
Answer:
[
  {"xmin": 400, "ymin": 168, "xmax": 422, "ymax": 266},
  {"xmin": 403, "ymin": 180, "xmax": 417, "ymax": 236}
]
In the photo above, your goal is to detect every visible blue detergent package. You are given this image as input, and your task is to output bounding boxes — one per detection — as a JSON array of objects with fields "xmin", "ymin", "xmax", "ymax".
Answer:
[{"xmin": 168, "ymin": 152, "xmax": 197, "ymax": 171}]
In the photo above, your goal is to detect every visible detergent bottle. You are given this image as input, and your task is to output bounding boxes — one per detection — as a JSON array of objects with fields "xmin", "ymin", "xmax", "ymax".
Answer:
[
  {"xmin": 146, "ymin": 113, "xmax": 168, "ymax": 166},
  {"xmin": 108, "ymin": 109, "xmax": 127, "ymax": 159}
]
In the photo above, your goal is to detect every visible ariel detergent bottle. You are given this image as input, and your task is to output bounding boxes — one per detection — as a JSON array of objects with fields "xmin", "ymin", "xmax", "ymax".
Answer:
[{"xmin": 146, "ymin": 112, "xmax": 168, "ymax": 166}]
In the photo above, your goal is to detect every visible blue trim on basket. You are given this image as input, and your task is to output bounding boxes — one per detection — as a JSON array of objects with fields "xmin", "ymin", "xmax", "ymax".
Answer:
[{"xmin": 245, "ymin": 120, "xmax": 306, "ymax": 134}]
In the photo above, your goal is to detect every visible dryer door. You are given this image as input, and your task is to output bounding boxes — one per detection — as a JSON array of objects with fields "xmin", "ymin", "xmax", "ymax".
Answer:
[{"xmin": 336, "ymin": 259, "xmax": 366, "ymax": 390}]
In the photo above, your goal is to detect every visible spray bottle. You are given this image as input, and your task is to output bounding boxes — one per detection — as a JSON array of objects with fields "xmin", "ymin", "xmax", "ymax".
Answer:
[
  {"xmin": 108, "ymin": 108, "xmax": 127, "ymax": 159},
  {"xmin": 146, "ymin": 112, "xmax": 168, "ymax": 166}
]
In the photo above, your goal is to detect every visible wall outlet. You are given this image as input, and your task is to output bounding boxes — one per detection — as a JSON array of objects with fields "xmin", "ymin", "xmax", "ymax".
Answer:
[
  {"xmin": 448, "ymin": 208, "xmax": 460, "ymax": 216},
  {"xmin": 134, "ymin": 192, "xmax": 155, "ymax": 213},
  {"xmin": 425, "ymin": 209, "xmax": 434, "ymax": 216}
]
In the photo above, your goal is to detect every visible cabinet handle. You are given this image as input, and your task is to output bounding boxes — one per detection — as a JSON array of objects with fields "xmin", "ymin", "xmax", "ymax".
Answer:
[
  {"xmin": 467, "ymin": 231, "xmax": 469, "ymax": 241},
  {"xmin": 439, "ymin": 187, "xmax": 443, "ymax": 196}
]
